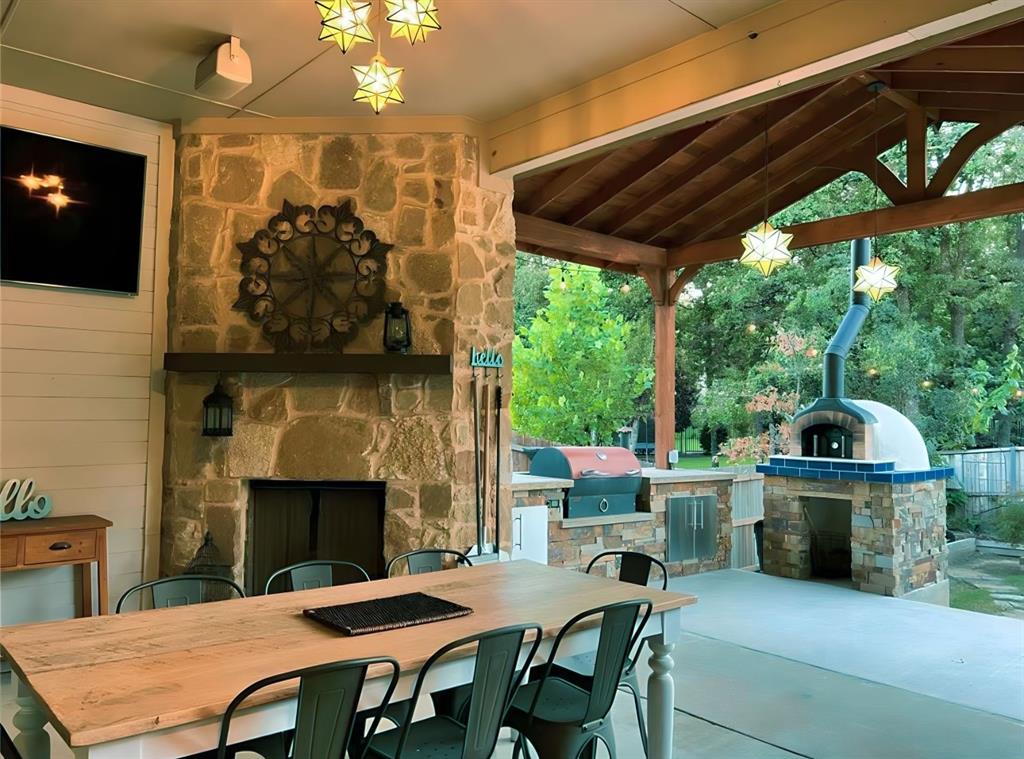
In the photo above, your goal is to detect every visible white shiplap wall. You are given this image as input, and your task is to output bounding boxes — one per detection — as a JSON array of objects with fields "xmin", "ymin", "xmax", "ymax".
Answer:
[{"xmin": 0, "ymin": 85, "xmax": 172, "ymax": 623}]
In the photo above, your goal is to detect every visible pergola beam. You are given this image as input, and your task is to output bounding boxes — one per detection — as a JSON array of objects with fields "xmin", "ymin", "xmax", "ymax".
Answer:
[
  {"xmin": 514, "ymin": 212, "xmax": 666, "ymax": 269},
  {"xmin": 666, "ymin": 181, "xmax": 1024, "ymax": 268}
]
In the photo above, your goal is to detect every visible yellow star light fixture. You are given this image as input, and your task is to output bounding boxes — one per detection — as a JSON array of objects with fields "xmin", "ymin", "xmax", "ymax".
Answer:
[
  {"xmin": 352, "ymin": 54, "xmax": 405, "ymax": 114},
  {"xmin": 739, "ymin": 221, "xmax": 794, "ymax": 277},
  {"xmin": 385, "ymin": 0, "xmax": 440, "ymax": 45},
  {"xmin": 854, "ymin": 256, "xmax": 900, "ymax": 302},
  {"xmin": 316, "ymin": 0, "xmax": 374, "ymax": 53}
]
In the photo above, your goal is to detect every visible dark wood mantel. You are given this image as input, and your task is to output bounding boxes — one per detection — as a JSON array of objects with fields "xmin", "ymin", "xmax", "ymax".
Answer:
[{"xmin": 163, "ymin": 352, "xmax": 452, "ymax": 375}]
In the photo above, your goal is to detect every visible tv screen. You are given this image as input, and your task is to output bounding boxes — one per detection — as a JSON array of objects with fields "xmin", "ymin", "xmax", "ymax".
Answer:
[{"xmin": 1, "ymin": 126, "xmax": 147, "ymax": 296}]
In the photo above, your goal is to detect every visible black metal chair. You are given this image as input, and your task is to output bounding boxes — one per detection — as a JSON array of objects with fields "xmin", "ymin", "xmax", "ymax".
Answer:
[
  {"xmin": 263, "ymin": 559, "xmax": 371, "ymax": 595},
  {"xmin": 384, "ymin": 548, "xmax": 473, "ymax": 577},
  {"xmin": 1, "ymin": 725, "xmax": 23, "ymax": 759},
  {"xmin": 506, "ymin": 599, "xmax": 653, "ymax": 759},
  {"xmin": 364, "ymin": 624, "xmax": 542, "ymax": 759},
  {"xmin": 188, "ymin": 656, "xmax": 400, "ymax": 759},
  {"xmin": 115, "ymin": 575, "xmax": 245, "ymax": 613},
  {"xmin": 550, "ymin": 551, "xmax": 668, "ymax": 756}
]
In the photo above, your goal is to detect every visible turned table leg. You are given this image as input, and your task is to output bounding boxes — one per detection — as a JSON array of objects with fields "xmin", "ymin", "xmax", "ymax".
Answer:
[
  {"xmin": 646, "ymin": 639, "xmax": 676, "ymax": 759},
  {"xmin": 13, "ymin": 675, "xmax": 50, "ymax": 759}
]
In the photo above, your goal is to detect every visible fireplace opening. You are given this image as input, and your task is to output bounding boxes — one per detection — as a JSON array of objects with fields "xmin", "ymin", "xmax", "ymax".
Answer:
[
  {"xmin": 802, "ymin": 497, "xmax": 852, "ymax": 580},
  {"xmin": 247, "ymin": 480, "xmax": 385, "ymax": 594},
  {"xmin": 801, "ymin": 423, "xmax": 853, "ymax": 458}
]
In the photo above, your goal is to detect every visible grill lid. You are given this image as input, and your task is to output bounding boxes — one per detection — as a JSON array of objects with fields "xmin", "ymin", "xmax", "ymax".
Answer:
[{"xmin": 530, "ymin": 446, "xmax": 642, "ymax": 480}]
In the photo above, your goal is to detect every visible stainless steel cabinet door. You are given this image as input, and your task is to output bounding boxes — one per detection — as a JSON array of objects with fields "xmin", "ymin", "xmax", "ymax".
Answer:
[{"xmin": 667, "ymin": 495, "xmax": 717, "ymax": 562}]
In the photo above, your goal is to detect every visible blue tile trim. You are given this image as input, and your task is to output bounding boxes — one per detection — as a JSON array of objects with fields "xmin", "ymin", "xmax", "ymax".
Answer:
[{"xmin": 757, "ymin": 463, "xmax": 954, "ymax": 484}]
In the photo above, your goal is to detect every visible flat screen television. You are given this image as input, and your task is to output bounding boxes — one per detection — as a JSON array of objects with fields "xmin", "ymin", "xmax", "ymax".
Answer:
[{"xmin": 1, "ymin": 125, "xmax": 147, "ymax": 296}]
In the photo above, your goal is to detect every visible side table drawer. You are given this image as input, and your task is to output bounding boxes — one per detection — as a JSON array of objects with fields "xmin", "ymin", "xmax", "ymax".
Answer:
[
  {"xmin": 0, "ymin": 536, "xmax": 19, "ymax": 567},
  {"xmin": 24, "ymin": 531, "xmax": 97, "ymax": 566}
]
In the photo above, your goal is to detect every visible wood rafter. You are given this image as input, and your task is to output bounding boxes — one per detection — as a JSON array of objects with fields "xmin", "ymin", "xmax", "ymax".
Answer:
[
  {"xmin": 667, "ymin": 181, "xmax": 1024, "ymax": 268},
  {"xmin": 883, "ymin": 72, "xmax": 1024, "ymax": 95},
  {"xmin": 926, "ymin": 114, "xmax": 1024, "ymax": 197},
  {"xmin": 519, "ymin": 153, "xmax": 609, "ymax": 216},
  {"xmin": 917, "ymin": 92, "xmax": 1024, "ymax": 111},
  {"xmin": 514, "ymin": 212, "xmax": 665, "ymax": 269},
  {"xmin": 874, "ymin": 47, "xmax": 1024, "ymax": 74}
]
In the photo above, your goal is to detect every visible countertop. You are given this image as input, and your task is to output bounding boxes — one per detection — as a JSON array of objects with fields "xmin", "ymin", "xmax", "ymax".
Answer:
[
  {"xmin": 641, "ymin": 467, "xmax": 737, "ymax": 484},
  {"xmin": 510, "ymin": 472, "xmax": 574, "ymax": 492}
]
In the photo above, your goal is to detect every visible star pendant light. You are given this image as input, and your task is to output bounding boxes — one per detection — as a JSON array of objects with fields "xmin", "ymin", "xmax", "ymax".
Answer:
[
  {"xmin": 352, "ymin": 53, "xmax": 405, "ymax": 114},
  {"xmin": 739, "ymin": 221, "xmax": 794, "ymax": 277},
  {"xmin": 385, "ymin": 0, "xmax": 440, "ymax": 45},
  {"xmin": 316, "ymin": 0, "xmax": 374, "ymax": 53},
  {"xmin": 854, "ymin": 256, "xmax": 900, "ymax": 302}
]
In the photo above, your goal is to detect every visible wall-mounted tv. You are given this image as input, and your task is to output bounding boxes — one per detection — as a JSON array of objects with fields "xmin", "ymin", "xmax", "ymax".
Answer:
[{"xmin": 1, "ymin": 126, "xmax": 147, "ymax": 296}]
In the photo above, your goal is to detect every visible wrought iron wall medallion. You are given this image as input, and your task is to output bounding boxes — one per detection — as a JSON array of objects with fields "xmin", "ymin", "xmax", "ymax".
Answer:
[{"xmin": 233, "ymin": 199, "xmax": 392, "ymax": 352}]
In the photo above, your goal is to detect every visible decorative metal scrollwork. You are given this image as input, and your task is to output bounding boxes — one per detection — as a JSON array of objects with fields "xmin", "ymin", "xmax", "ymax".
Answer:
[{"xmin": 233, "ymin": 199, "xmax": 392, "ymax": 352}]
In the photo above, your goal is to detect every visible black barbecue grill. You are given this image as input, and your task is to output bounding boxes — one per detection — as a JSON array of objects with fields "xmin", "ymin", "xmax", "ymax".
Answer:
[{"xmin": 530, "ymin": 446, "xmax": 643, "ymax": 519}]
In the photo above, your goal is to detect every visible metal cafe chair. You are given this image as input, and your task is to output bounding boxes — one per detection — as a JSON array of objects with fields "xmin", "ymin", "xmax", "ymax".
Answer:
[
  {"xmin": 115, "ymin": 575, "xmax": 245, "ymax": 613},
  {"xmin": 384, "ymin": 548, "xmax": 473, "ymax": 577},
  {"xmin": 188, "ymin": 656, "xmax": 400, "ymax": 759},
  {"xmin": 550, "ymin": 550, "xmax": 668, "ymax": 756},
  {"xmin": 364, "ymin": 624, "xmax": 542, "ymax": 759},
  {"xmin": 506, "ymin": 599, "xmax": 653, "ymax": 759},
  {"xmin": 263, "ymin": 559, "xmax": 371, "ymax": 595}
]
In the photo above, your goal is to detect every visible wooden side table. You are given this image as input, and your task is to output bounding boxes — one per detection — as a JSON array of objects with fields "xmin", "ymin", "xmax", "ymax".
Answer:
[{"xmin": 0, "ymin": 515, "xmax": 112, "ymax": 616}]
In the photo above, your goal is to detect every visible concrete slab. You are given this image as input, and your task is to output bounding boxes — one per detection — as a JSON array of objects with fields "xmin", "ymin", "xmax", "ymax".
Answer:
[{"xmin": 670, "ymin": 569, "xmax": 1024, "ymax": 722}]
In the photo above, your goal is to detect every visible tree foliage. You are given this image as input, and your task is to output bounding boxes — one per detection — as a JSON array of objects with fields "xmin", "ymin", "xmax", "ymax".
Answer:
[{"xmin": 511, "ymin": 268, "xmax": 653, "ymax": 444}]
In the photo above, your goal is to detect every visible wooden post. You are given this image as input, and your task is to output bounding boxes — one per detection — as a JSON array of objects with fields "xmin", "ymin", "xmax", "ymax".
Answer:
[{"xmin": 642, "ymin": 267, "xmax": 678, "ymax": 469}]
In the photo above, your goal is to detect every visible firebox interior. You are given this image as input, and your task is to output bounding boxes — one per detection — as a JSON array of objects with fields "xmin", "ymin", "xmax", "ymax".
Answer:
[{"xmin": 802, "ymin": 423, "xmax": 854, "ymax": 458}]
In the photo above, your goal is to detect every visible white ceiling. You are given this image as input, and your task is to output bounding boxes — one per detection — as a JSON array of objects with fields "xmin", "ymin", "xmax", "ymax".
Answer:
[{"xmin": 0, "ymin": 0, "xmax": 776, "ymax": 123}]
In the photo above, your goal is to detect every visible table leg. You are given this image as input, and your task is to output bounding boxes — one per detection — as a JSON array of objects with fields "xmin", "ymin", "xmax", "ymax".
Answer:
[
  {"xmin": 646, "ymin": 639, "xmax": 676, "ymax": 759},
  {"xmin": 79, "ymin": 563, "xmax": 94, "ymax": 617},
  {"xmin": 97, "ymin": 531, "xmax": 109, "ymax": 615},
  {"xmin": 13, "ymin": 675, "xmax": 50, "ymax": 759}
]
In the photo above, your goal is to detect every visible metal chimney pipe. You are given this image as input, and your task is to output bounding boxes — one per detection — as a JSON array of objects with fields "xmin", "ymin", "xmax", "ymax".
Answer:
[{"xmin": 822, "ymin": 238, "xmax": 872, "ymax": 398}]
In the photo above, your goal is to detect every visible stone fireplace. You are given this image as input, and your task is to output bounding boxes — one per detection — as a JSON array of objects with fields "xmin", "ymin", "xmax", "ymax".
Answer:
[{"xmin": 160, "ymin": 131, "xmax": 515, "ymax": 582}]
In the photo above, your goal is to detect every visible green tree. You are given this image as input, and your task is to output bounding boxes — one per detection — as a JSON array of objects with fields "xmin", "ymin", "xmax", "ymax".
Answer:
[{"xmin": 511, "ymin": 268, "xmax": 653, "ymax": 444}]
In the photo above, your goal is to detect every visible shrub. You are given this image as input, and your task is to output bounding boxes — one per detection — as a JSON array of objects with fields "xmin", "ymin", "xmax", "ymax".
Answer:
[{"xmin": 994, "ymin": 499, "xmax": 1024, "ymax": 545}]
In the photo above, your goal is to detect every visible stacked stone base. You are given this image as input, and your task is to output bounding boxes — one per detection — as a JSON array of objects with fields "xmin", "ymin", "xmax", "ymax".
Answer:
[{"xmin": 763, "ymin": 475, "xmax": 948, "ymax": 598}]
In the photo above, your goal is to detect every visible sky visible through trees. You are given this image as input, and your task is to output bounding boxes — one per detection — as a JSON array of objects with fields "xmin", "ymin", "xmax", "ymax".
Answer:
[{"xmin": 512, "ymin": 124, "xmax": 1024, "ymax": 456}]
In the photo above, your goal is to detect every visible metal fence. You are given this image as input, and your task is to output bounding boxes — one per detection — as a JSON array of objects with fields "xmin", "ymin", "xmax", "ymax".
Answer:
[{"xmin": 941, "ymin": 447, "xmax": 1023, "ymax": 497}]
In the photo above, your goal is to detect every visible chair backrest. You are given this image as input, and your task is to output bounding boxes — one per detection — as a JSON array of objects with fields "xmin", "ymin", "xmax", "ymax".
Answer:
[
  {"xmin": 393, "ymin": 624, "xmax": 541, "ymax": 759},
  {"xmin": 216, "ymin": 656, "xmax": 400, "ymax": 759},
  {"xmin": 530, "ymin": 599, "xmax": 653, "ymax": 728},
  {"xmin": 385, "ymin": 548, "xmax": 473, "ymax": 577},
  {"xmin": 264, "ymin": 560, "xmax": 371, "ymax": 595},
  {"xmin": 115, "ymin": 575, "xmax": 245, "ymax": 613},
  {"xmin": 586, "ymin": 550, "xmax": 668, "ymax": 590}
]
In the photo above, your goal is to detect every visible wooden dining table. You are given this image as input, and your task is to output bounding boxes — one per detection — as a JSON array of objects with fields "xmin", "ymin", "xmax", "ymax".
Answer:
[{"xmin": 1, "ymin": 560, "xmax": 695, "ymax": 759}]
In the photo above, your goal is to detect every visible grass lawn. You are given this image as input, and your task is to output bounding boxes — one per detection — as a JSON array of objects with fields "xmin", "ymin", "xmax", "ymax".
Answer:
[
  {"xmin": 1004, "ymin": 574, "xmax": 1024, "ymax": 594},
  {"xmin": 950, "ymin": 578, "xmax": 1002, "ymax": 615}
]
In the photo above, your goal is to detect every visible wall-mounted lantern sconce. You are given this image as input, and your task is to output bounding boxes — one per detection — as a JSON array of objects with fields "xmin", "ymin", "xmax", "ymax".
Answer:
[
  {"xmin": 202, "ymin": 381, "xmax": 234, "ymax": 437},
  {"xmin": 384, "ymin": 301, "xmax": 412, "ymax": 353}
]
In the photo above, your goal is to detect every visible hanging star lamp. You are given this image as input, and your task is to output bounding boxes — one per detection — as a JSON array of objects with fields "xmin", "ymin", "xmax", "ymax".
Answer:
[
  {"xmin": 385, "ymin": 0, "xmax": 440, "ymax": 45},
  {"xmin": 854, "ymin": 256, "xmax": 900, "ymax": 302},
  {"xmin": 353, "ymin": 53, "xmax": 405, "ymax": 113},
  {"xmin": 316, "ymin": 0, "xmax": 374, "ymax": 53},
  {"xmin": 739, "ymin": 110, "xmax": 793, "ymax": 276}
]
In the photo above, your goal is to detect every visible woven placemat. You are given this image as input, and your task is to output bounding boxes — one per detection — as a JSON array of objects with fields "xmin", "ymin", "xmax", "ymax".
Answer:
[{"xmin": 303, "ymin": 592, "xmax": 473, "ymax": 636}]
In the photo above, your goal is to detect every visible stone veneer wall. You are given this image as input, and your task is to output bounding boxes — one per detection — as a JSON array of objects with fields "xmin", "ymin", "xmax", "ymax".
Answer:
[
  {"xmin": 543, "ymin": 478, "xmax": 733, "ymax": 576},
  {"xmin": 762, "ymin": 476, "xmax": 948, "ymax": 596},
  {"xmin": 162, "ymin": 132, "xmax": 514, "ymax": 578}
]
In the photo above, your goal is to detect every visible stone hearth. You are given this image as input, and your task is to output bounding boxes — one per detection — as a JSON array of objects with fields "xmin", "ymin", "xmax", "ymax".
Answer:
[{"xmin": 161, "ymin": 131, "xmax": 515, "ymax": 580}]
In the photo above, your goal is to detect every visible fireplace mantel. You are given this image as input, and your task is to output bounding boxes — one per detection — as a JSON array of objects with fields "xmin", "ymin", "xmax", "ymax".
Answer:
[{"xmin": 163, "ymin": 352, "xmax": 452, "ymax": 375}]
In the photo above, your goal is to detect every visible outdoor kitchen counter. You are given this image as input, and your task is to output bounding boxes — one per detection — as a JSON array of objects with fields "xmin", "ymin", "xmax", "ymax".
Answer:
[
  {"xmin": 510, "ymin": 472, "xmax": 574, "ymax": 492},
  {"xmin": 641, "ymin": 467, "xmax": 736, "ymax": 484}
]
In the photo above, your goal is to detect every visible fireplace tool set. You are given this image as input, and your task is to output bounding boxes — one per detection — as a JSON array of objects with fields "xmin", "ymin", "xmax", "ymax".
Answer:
[{"xmin": 469, "ymin": 347, "xmax": 504, "ymax": 558}]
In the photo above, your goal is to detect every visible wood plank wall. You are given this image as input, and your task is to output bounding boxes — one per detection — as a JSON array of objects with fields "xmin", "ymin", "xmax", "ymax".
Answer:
[{"xmin": 0, "ymin": 85, "xmax": 172, "ymax": 622}]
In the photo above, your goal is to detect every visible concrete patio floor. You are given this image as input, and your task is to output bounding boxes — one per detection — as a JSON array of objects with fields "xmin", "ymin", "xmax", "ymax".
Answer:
[{"xmin": 3, "ymin": 569, "xmax": 1022, "ymax": 758}]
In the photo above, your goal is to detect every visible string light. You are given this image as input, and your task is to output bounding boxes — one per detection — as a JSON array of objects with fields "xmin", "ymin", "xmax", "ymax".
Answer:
[
  {"xmin": 18, "ymin": 173, "xmax": 43, "ymax": 191},
  {"xmin": 45, "ymin": 186, "xmax": 71, "ymax": 213},
  {"xmin": 316, "ymin": 0, "xmax": 374, "ymax": 53},
  {"xmin": 619, "ymin": 283, "xmax": 631, "ymax": 294},
  {"xmin": 385, "ymin": 0, "xmax": 440, "ymax": 45}
]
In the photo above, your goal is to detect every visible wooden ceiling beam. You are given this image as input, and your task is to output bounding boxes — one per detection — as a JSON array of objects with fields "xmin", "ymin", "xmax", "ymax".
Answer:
[
  {"xmin": 660, "ymin": 101, "xmax": 906, "ymax": 245},
  {"xmin": 926, "ymin": 114, "xmax": 1024, "ymax": 197},
  {"xmin": 514, "ymin": 211, "xmax": 666, "ymax": 269},
  {"xmin": 600, "ymin": 84, "xmax": 840, "ymax": 237},
  {"xmin": 916, "ymin": 92, "xmax": 1024, "ymax": 111},
  {"xmin": 557, "ymin": 122, "xmax": 716, "ymax": 227},
  {"xmin": 883, "ymin": 72, "xmax": 1024, "ymax": 94},
  {"xmin": 666, "ymin": 181, "xmax": 1024, "ymax": 268},
  {"xmin": 518, "ymin": 153, "xmax": 610, "ymax": 216},
  {"xmin": 937, "ymin": 108, "xmax": 1024, "ymax": 122},
  {"xmin": 855, "ymin": 73, "xmax": 934, "ymax": 118},
  {"xmin": 875, "ymin": 47, "xmax": 1024, "ymax": 74},
  {"xmin": 947, "ymin": 23, "xmax": 1024, "ymax": 47}
]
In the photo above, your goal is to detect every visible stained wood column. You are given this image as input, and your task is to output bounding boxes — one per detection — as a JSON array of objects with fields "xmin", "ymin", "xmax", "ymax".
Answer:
[{"xmin": 642, "ymin": 267, "xmax": 678, "ymax": 468}]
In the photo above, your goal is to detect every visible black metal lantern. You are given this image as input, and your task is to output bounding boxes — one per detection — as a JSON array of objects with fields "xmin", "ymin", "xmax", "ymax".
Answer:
[
  {"xmin": 383, "ymin": 301, "xmax": 412, "ymax": 353},
  {"xmin": 202, "ymin": 381, "xmax": 234, "ymax": 437}
]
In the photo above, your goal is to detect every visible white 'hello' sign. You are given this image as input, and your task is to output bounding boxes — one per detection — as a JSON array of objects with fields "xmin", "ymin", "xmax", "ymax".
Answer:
[{"xmin": 0, "ymin": 479, "xmax": 53, "ymax": 521}]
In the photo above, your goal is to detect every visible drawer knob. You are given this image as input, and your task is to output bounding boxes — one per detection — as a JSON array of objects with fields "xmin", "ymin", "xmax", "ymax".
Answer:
[{"xmin": 49, "ymin": 541, "xmax": 72, "ymax": 551}]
